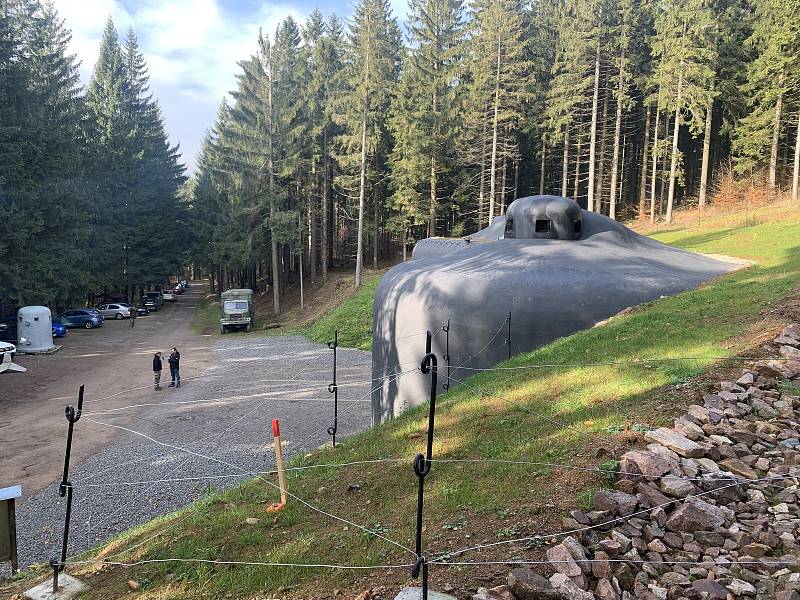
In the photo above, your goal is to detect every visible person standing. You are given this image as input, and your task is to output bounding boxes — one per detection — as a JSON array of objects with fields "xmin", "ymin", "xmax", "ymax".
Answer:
[
  {"xmin": 168, "ymin": 347, "xmax": 181, "ymax": 387},
  {"xmin": 153, "ymin": 351, "xmax": 163, "ymax": 390},
  {"xmin": 130, "ymin": 308, "xmax": 137, "ymax": 328}
]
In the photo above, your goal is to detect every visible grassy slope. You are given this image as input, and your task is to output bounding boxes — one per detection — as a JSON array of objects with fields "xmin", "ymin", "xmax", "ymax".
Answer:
[
  {"xmin": 39, "ymin": 211, "xmax": 800, "ymax": 599},
  {"xmin": 303, "ymin": 274, "xmax": 381, "ymax": 350}
]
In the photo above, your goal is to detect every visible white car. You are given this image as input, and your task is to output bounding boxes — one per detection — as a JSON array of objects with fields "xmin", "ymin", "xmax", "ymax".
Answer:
[
  {"xmin": 162, "ymin": 292, "xmax": 176, "ymax": 302},
  {"xmin": 0, "ymin": 341, "xmax": 25, "ymax": 373},
  {"xmin": 96, "ymin": 303, "xmax": 132, "ymax": 319}
]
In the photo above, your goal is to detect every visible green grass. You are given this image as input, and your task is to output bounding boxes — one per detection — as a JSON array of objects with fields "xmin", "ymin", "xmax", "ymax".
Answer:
[
  {"xmin": 303, "ymin": 274, "xmax": 381, "ymax": 350},
  {"xmin": 64, "ymin": 214, "xmax": 800, "ymax": 598},
  {"xmin": 191, "ymin": 292, "xmax": 220, "ymax": 335}
]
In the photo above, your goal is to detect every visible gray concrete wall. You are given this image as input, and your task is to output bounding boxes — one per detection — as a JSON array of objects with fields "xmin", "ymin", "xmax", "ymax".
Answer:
[{"xmin": 371, "ymin": 196, "xmax": 737, "ymax": 423}]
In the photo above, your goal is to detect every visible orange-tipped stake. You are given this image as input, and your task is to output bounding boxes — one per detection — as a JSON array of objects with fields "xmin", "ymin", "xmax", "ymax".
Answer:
[{"xmin": 266, "ymin": 419, "xmax": 287, "ymax": 512}]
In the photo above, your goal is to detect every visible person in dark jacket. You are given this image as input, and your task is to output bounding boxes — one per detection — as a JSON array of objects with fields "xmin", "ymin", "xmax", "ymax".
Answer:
[
  {"xmin": 153, "ymin": 351, "xmax": 163, "ymax": 390},
  {"xmin": 168, "ymin": 347, "xmax": 181, "ymax": 387}
]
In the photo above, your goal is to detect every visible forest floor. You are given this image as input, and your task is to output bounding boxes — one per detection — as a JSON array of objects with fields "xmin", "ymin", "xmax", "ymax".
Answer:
[
  {"xmin": 192, "ymin": 266, "xmax": 389, "ymax": 345},
  {"xmin": 5, "ymin": 202, "xmax": 800, "ymax": 600}
]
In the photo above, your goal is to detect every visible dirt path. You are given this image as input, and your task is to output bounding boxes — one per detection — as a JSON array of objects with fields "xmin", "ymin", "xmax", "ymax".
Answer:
[{"xmin": 0, "ymin": 284, "xmax": 214, "ymax": 498}]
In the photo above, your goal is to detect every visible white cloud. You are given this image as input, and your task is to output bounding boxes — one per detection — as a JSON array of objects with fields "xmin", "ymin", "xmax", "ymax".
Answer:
[
  {"xmin": 54, "ymin": 0, "xmax": 303, "ymax": 103},
  {"xmin": 51, "ymin": 0, "xmax": 308, "ymax": 169}
]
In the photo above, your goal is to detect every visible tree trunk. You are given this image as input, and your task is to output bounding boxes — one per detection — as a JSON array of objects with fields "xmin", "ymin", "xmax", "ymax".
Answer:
[
  {"xmin": 639, "ymin": 104, "xmax": 651, "ymax": 219},
  {"xmin": 478, "ymin": 106, "xmax": 488, "ymax": 228},
  {"xmin": 587, "ymin": 41, "xmax": 601, "ymax": 212},
  {"xmin": 429, "ymin": 155, "xmax": 437, "ymax": 237},
  {"xmin": 310, "ymin": 158, "xmax": 317, "ymax": 280},
  {"xmin": 573, "ymin": 131, "xmax": 582, "ymax": 199},
  {"xmin": 597, "ymin": 84, "xmax": 610, "ymax": 213},
  {"xmin": 373, "ymin": 180, "xmax": 379, "ymax": 268},
  {"xmin": 698, "ymin": 92, "xmax": 714, "ymax": 210},
  {"xmin": 539, "ymin": 137, "xmax": 546, "ymax": 194},
  {"xmin": 666, "ymin": 63, "xmax": 684, "ymax": 224},
  {"xmin": 267, "ymin": 53, "xmax": 280, "ymax": 316},
  {"xmin": 659, "ymin": 114, "xmax": 669, "ymax": 217},
  {"xmin": 513, "ymin": 158, "xmax": 519, "ymax": 202},
  {"xmin": 321, "ymin": 126, "xmax": 329, "ymax": 281},
  {"xmin": 609, "ymin": 56, "xmax": 625, "ymax": 222},
  {"xmin": 429, "ymin": 87, "xmax": 438, "ymax": 237},
  {"xmin": 650, "ymin": 105, "xmax": 662, "ymax": 223},
  {"xmin": 561, "ymin": 125, "xmax": 569, "ymax": 196},
  {"xmin": 793, "ymin": 108, "xmax": 800, "ymax": 202},
  {"xmin": 769, "ymin": 73, "xmax": 784, "ymax": 192},
  {"xmin": 355, "ymin": 94, "xmax": 368, "ymax": 289},
  {"xmin": 500, "ymin": 148, "xmax": 508, "ymax": 214},
  {"xmin": 489, "ymin": 33, "xmax": 502, "ymax": 225}
]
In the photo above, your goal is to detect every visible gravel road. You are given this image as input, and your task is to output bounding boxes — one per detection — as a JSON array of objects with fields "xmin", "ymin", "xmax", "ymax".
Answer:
[{"xmin": 6, "ymin": 334, "xmax": 372, "ymax": 574}]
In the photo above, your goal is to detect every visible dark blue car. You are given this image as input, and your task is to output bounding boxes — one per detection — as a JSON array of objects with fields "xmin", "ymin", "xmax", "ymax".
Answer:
[
  {"xmin": 57, "ymin": 309, "xmax": 104, "ymax": 329},
  {"xmin": 52, "ymin": 317, "xmax": 68, "ymax": 338}
]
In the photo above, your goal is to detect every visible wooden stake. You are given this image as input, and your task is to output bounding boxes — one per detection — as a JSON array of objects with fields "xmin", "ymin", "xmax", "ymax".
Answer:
[{"xmin": 266, "ymin": 419, "xmax": 287, "ymax": 512}]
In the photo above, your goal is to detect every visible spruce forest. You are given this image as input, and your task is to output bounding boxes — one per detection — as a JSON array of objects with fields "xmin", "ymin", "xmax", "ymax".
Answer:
[
  {"xmin": 0, "ymin": 2, "xmax": 185, "ymax": 310},
  {"xmin": 2, "ymin": 0, "xmax": 799, "ymax": 315}
]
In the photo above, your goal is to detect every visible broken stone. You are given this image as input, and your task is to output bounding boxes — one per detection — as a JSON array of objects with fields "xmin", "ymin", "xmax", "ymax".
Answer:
[
  {"xmin": 507, "ymin": 568, "xmax": 562, "ymax": 600},
  {"xmin": 644, "ymin": 428, "xmax": 705, "ymax": 458},
  {"xmin": 545, "ymin": 544, "xmax": 582, "ymax": 578},
  {"xmin": 726, "ymin": 578, "xmax": 756, "ymax": 596},
  {"xmin": 665, "ymin": 497, "xmax": 725, "ymax": 532},
  {"xmin": 594, "ymin": 490, "xmax": 639, "ymax": 517}
]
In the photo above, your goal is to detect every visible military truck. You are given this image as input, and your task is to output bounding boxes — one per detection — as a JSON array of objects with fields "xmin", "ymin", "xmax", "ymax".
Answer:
[{"xmin": 220, "ymin": 289, "xmax": 255, "ymax": 334}]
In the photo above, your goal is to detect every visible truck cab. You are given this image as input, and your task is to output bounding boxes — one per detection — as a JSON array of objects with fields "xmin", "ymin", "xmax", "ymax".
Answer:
[{"xmin": 220, "ymin": 289, "xmax": 255, "ymax": 334}]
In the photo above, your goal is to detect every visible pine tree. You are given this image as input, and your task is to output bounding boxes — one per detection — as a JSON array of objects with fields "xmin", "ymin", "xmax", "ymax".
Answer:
[
  {"xmin": 405, "ymin": 0, "xmax": 464, "ymax": 236},
  {"xmin": 651, "ymin": 0, "xmax": 716, "ymax": 222},
  {"xmin": 334, "ymin": 0, "xmax": 401, "ymax": 288},
  {"xmin": 466, "ymin": 0, "xmax": 532, "ymax": 225},
  {"xmin": 732, "ymin": 0, "xmax": 799, "ymax": 191},
  {"xmin": 0, "ymin": 0, "xmax": 91, "ymax": 308}
]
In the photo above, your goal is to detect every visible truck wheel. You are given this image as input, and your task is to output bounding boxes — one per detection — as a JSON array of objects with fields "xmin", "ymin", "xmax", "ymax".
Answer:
[{"xmin": 220, "ymin": 325, "xmax": 226, "ymax": 334}]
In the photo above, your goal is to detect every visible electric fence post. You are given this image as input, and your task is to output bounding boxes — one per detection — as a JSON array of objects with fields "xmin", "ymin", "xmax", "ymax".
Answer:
[
  {"xmin": 442, "ymin": 319, "xmax": 450, "ymax": 391},
  {"xmin": 410, "ymin": 331, "xmax": 438, "ymax": 599},
  {"xmin": 51, "ymin": 384, "xmax": 85, "ymax": 593},
  {"xmin": 327, "ymin": 330, "xmax": 338, "ymax": 447},
  {"xmin": 505, "ymin": 311, "xmax": 512, "ymax": 360}
]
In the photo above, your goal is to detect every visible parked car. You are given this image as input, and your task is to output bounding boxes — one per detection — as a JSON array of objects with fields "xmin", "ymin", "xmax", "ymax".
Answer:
[
  {"xmin": 163, "ymin": 291, "xmax": 176, "ymax": 302},
  {"xmin": 119, "ymin": 302, "xmax": 149, "ymax": 316},
  {"xmin": 0, "ymin": 318, "xmax": 16, "ymax": 343},
  {"xmin": 57, "ymin": 309, "xmax": 104, "ymax": 329},
  {"xmin": 52, "ymin": 318, "xmax": 68, "ymax": 338},
  {"xmin": 143, "ymin": 291, "xmax": 163, "ymax": 311},
  {"xmin": 0, "ymin": 340, "xmax": 16, "ymax": 365},
  {"xmin": 96, "ymin": 303, "xmax": 131, "ymax": 319}
]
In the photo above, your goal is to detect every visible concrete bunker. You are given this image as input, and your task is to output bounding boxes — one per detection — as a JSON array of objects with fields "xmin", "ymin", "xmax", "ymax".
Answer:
[{"xmin": 371, "ymin": 195, "xmax": 738, "ymax": 423}]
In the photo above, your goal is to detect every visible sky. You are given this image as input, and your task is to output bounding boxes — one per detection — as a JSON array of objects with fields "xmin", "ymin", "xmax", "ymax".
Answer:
[{"xmin": 53, "ymin": 0, "xmax": 409, "ymax": 173}]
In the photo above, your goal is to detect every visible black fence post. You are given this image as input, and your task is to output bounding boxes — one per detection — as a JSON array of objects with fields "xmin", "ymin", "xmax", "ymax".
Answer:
[
  {"xmin": 327, "ymin": 330, "xmax": 338, "ymax": 448},
  {"xmin": 505, "ymin": 311, "xmax": 512, "ymax": 360},
  {"xmin": 442, "ymin": 319, "xmax": 450, "ymax": 390},
  {"xmin": 411, "ymin": 331, "xmax": 438, "ymax": 600},
  {"xmin": 51, "ymin": 384, "xmax": 85, "ymax": 593}
]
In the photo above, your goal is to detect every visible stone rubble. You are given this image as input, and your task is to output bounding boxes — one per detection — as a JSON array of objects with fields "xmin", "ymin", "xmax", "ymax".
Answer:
[{"xmin": 473, "ymin": 323, "xmax": 800, "ymax": 600}]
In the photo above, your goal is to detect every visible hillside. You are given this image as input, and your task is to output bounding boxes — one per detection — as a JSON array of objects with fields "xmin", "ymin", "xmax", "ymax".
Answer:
[{"xmin": 6, "ymin": 205, "xmax": 800, "ymax": 600}]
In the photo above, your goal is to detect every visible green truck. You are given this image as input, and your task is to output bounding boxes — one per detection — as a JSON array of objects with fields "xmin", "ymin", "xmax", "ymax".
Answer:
[{"xmin": 220, "ymin": 289, "xmax": 255, "ymax": 334}]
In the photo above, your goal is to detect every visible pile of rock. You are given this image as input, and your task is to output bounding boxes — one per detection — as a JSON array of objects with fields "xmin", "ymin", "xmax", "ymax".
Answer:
[{"xmin": 474, "ymin": 324, "xmax": 800, "ymax": 600}]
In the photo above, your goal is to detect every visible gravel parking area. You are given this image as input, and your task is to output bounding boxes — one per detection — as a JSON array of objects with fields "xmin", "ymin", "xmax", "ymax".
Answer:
[{"xmin": 7, "ymin": 334, "xmax": 372, "ymax": 574}]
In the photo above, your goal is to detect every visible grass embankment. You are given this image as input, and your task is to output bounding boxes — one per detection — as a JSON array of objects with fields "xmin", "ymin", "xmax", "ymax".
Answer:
[
  {"xmin": 23, "ymin": 208, "xmax": 800, "ymax": 599},
  {"xmin": 191, "ymin": 269, "xmax": 386, "ymax": 340},
  {"xmin": 303, "ymin": 274, "xmax": 381, "ymax": 350}
]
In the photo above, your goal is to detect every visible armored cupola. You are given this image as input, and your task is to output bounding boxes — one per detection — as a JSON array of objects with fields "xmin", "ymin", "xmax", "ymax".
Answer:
[{"xmin": 503, "ymin": 195, "xmax": 582, "ymax": 240}]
